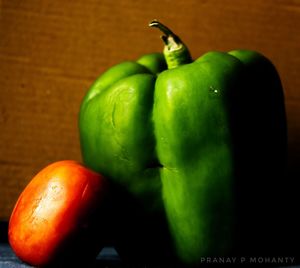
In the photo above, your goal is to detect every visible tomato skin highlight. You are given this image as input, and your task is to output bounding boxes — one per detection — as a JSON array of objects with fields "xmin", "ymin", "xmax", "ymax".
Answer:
[{"xmin": 8, "ymin": 160, "xmax": 108, "ymax": 267}]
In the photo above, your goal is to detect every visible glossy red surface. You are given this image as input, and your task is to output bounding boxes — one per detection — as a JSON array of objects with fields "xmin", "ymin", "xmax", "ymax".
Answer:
[{"xmin": 8, "ymin": 160, "xmax": 107, "ymax": 266}]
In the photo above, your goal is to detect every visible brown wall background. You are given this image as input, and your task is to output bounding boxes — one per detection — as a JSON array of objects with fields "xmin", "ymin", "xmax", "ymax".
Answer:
[{"xmin": 0, "ymin": 0, "xmax": 299, "ymax": 220}]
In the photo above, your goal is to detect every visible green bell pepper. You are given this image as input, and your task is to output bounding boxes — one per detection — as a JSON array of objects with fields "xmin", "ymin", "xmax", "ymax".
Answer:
[{"xmin": 79, "ymin": 20, "xmax": 287, "ymax": 265}]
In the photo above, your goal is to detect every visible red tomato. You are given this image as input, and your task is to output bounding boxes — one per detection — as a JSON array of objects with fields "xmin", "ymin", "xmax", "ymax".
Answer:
[{"xmin": 8, "ymin": 160, "xmax": 108, "ymax": 266}]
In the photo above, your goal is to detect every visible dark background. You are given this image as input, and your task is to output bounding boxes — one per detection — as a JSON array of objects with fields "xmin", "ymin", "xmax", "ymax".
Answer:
[{"xmin": 0, "ymin": 0, "xmax": 299, "ymax": 223}]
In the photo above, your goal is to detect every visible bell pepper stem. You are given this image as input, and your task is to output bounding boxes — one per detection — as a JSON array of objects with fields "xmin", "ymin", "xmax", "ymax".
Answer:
[{"xmin": 149, "ymin": 20, "xmax": 192, "ymax": 69}]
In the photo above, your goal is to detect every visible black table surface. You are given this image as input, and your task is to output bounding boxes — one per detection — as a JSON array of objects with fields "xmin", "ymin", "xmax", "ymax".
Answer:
[
  {"xmin": 2, "ymin": 243, "xmax": 300, "ymax": 268},
  {"xmin": 0, "ymin": 243, "xmax": 122, "ymax": 267}
]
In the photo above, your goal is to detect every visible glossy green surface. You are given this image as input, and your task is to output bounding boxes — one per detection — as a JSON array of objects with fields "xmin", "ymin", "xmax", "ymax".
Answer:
[{"xmin": 79, "ymin": 50, "xmax": 287, "ymax": 265}]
